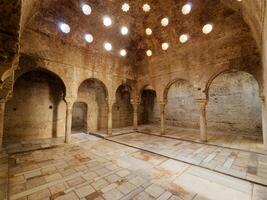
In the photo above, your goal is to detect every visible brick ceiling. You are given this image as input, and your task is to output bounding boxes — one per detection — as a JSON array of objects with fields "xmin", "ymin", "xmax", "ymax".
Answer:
[{"xmin": 20, "ymin": 0, "xmax": 254, "ymax": 64}]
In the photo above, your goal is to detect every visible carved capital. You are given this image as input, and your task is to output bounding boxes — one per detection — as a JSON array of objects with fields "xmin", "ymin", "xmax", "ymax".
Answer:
[{"xmin": 195, "ymin": 99, "xmax": 208, "ymax": 110}]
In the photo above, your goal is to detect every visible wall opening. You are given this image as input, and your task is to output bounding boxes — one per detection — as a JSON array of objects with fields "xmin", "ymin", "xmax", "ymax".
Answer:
[
  {"xmin": 207, "ymin": 71, "xmax": 262, "ymax": 136},
  {"xmin": 4, "ymin": 70, "xmax": 66, "ymax": 142},
  {"xmin": 112, "ymin": 85, "xmax": 133, "ymax": 128},
  {"xmin": 77, "ymin": 79, "xmax": 108, "ymax": 133},
  {"xmin": 71, "ymin": 102, "xmax": 87, "ymax": 133}
]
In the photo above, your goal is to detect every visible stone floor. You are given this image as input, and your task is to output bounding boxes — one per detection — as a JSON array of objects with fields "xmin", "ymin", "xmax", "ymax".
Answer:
[
  {"xmin": 137, "ymin": 125, "xmax": 266, "ymax": 154},
  {"xmin": 1, "ymin": 133, "xmax": 267, "ymax": 200},
  {"xmin": 109, "ymin": 132, "xmax": 267, "ymax": 186}
]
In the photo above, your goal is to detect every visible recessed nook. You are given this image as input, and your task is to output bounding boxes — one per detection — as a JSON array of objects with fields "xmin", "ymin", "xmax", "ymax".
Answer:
[
  {"xmin": 4, "ymin": 70, "xmax": 66, "ymax": 142},
  {"xmin": 112, "ymin": 85, "xmax": 133, "ymax": 128}
]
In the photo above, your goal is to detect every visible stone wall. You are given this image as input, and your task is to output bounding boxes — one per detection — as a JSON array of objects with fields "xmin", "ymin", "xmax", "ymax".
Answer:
[
  {"xmin": 207, "ymin": 71, "xmax": 262, "ymax": 135},
  {"xmin": 71, "ymin": 102, "xmax": 87, "ymax": 132},
  {"xmin": 139, "ymin": 90, "xmax": 158, "ymax": 124},
  {"xmin": 4, "ymin": 71, "xmax": 66, "ymax": 141},
  {"xmin": 113, "ymin": 86, "xmax": 133, "ymax": 128}
]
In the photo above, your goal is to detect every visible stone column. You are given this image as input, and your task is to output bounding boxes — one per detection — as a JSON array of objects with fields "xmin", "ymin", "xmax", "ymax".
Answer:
[
  {"xmin": 260, "ymin": 96, "xmax": 267, "ymax": 148},
  {"xmin": 0, "ymin": 102, "xmax": 5, "ymax": 150},
  {"xmin": 132, "ymin": 102, "xmax": 139, "ymax": 130},
  {"xmin": 65, "ymin": 101, "xmax": 73, "ymax": 143},
  {"xmin": 196, "ymin": 99, "xmax": 208, "ymax": 142},
  {"xmin": 159, "ymin": 102, "xmax": 166, "ymax": 135},
  {"xmin": 107, "ymin": 103, "xmax": 113, "ymax": 136},
  {"xmin": 262, "ymin": 6, "xmax": 267, "ymax": 149}
]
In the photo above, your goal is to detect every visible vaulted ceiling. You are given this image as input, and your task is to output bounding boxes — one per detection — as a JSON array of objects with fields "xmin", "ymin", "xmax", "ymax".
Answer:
[{"xmin": 18, "ymin": 0, "xmax": 263, "ymax": 66}]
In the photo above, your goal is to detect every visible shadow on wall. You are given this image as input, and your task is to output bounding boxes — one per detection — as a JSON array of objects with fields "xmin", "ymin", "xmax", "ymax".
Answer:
[
  {"xmin": 76, "ymin": 79, "xmax": 108, "ymax": 133},
  {"xmin": 71, "ymin": 102, "xmax": 87, "ymax": 133},
  {"xmin": 164, "ymin": 80, "xmax": 199, "ymax": 129},
  {"xmin": 207, "ymin": 71, "xmax": 262, "ymax": 136},
  {"xmin": 4, "ymin": 70, "xmax": 66, "ymax": 142},
  {"xmin": 139, "ymin": 89, "xmax": 157, "ymax": 125},
  {"xmin": 112, "ymin": 85, "xmax": 133, "ymax": 128}
]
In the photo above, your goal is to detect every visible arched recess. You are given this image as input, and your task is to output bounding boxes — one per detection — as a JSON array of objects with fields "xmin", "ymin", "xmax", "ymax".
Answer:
[
  {"xmin": 112, "ymin": 84, "xmax": 133, "ymax": 128},
  {"xmin": 164, "ymin": 79, "xmax": 199, "ymax": 128},
  {"xmin": 76, "ymin": 78, "xmax": 108, "ymax": 133},
  {"xmin": 71, "ymin": 102, "xmax": 87, "ymax": 133},
  {"xmin": 4, "ymin": 69, "xmax": 66, "ymax": 142},
  {"xmin": 138, "ymin": 85, "xmax": 158, "ymax": 125},
  {"xmin": 207, "ymin": 70, "xmax": 262, "ymax": 136}
]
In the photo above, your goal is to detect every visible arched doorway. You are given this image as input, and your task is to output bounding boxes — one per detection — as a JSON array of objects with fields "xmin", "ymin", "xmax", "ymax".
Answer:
[
  {"xmin": 4, "ymin": 70, "xmax": 66, "ymax": 142},
  {"xmin": 207, "ymin": 71, "xmax": 262, "ymax": 136},
  {"xmin": 71, "ymin": 102, "xmax": 87, "ymax": 133},
  {"xmin": 164, "ymin": 80, "xmax": 199, "ymax": 128},
  {"xmin": 76, "ymin": 79, "xmax": 108, "ymax": 134},
  {"xmin": 139, "ymin": 86, "xmax": 158, "ymax": 125},
  {"xmin": 112, "ymin": 85, "xmax": 133, "ymax": 128}
]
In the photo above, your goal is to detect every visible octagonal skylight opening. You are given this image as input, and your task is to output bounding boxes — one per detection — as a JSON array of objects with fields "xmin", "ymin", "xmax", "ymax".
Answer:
[
  {"xmin": 103, "ymin": 16, "xmax": 112, "ymax": 27},
  {"xmin": 84, "ymin": 33, "xmax": 94, "ymax": 43},
  {"xmin": 82, "ymin": 4, "xmax": 92, "ymax": 15},
  {"xmin": 145, "ymin": 28, "xmax": 152, "ymax": 36},
  {"xmin": 162, "ymin": 43, "xmax": 169, "ymax": 50},
  {"xmin": 120, "ymin": 49, "xmax": 127, "ymax": 57},
  {"xmin": 121, "ymin": 26, "xmax": 129, "ymax": 35},
  {"xmin": 59, "ymin": 23, "xmax": 71, "ymax": 34},
  {"xmin": 104, "ymin": 42, "xmax": 112, "ymax": 51},
  {"xmin": 202, "ymin": 23, "xmax": 213, "ymax": 34},
  {"xmin": 122, "ymin": 3, "xmax": 130, "ymax": 12},
  {"xmin": 179, "ymin": 34, "xmax": 189, "ymax": 43},
  {"xmin": 146, "ymin": 50, "xmax": 152, "ymax": 57},
  {"xmin": 143, "ymin": 4, "xmax": 151, "ymax": 12},
  {"xmin": 161, "ymin": 18, "xmax": 169, "ymax": 27},
  {"xmin": 182, "ymin": 3, "xmax": 192, "ymax": 15}
]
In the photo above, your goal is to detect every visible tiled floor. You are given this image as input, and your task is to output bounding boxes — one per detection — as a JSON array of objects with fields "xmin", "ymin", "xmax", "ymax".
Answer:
[
  {"xmin": 137, "ymin": 125, "xmax": 266, "ymax": 154},
  {"xmin": 1, "ymin": 133, "xmax": 266, "ymax": 200},
  {"xmin": 110, "ymin": 132, "xmax": 267, "ymax": 185}
]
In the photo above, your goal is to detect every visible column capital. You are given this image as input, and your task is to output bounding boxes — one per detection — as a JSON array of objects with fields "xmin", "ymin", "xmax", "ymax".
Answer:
[
  {"xmin": 159, "ymin": 101, "xmax": 167, "ymax": 106},
  {"xmin": 131, "ymin": 101, "xmax": 140, "ymax": 106},
  {"xmin": 195, "ymin": 98, "xmax": 208, "ymax": 105}
]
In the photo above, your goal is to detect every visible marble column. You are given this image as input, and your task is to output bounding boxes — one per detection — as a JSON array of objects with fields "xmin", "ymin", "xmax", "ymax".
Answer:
[
  {"xmin": 132, "ymin": 102, "xmax": 139, "ymax": 130},
  {"xmin": 107, "ymin": 103, "xmax": 113, "ymax": 136},
  {"xmin": 159, "ymin": 102, "xmax": 166, "ymax": 135},
  {"xmin": 196, "ymin": 99, "xmax": 208, "ymax": 142},
  {"xmin": 65, "ymin": 101, "xmax": 73, "ymax": 143},
  {"xmin": 0, "ymin": 102, "xmax": 5, "ymax": 150}
]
